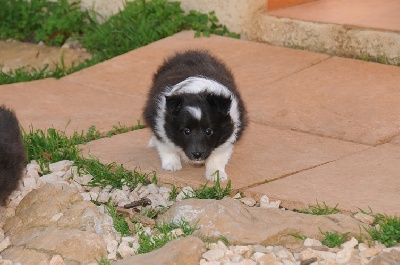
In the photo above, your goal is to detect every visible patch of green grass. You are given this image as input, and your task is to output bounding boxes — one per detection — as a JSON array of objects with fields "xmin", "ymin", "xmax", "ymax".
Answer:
[
  {"xmin": 0, "ymin": 0, "xmax": 93, "ymax": 46},
  {"xmin": 22, "ymin": 126, "xmax": 81, "ymax": 173},
  {"xmin": 22, "ymin": 123, "xmax": 144, "ymax": 173},
  {"xmin": 291, "ymin": 233, "xmax": 307, "ymax": 241},
  {"xmin": 82, "ymin": 0, "xmax": 239, "ymax": 60},
  {"xmin": 97, "ymin": 258, "xmax": 111, "ymax": 265},
  {"xmin": 1, "ymin": 0, "xmax": 239, "ymax": 85},
  {"xmin": 105, "ymin": 121, "xmax": 145, "ymax": 137},
  {"xmin": 319, "ymin": 229, "xmax": 350, "ymax": 248},
  {"xmin": 104, "ymin": 201, "xmax": 132, "ymax": 237},
  {"xmin": 167, "ymin": 184, "xmax": 180, "ymax": 201},
  {"xmin": 76, "ymin": 157, "xmax": 157, "ymax": 190},
  {"xmin": 365, "ymin": 215, "xmax": 400, "ymax": 247},
  {"xmin": 297, "ymin": 201, "xmax": 341, "ymax": 215},
  {"xmin": 136, "ymin": 219, "xmax": 198, "ymax": 254},
  {"xmin": 185, "ymin": 173, "xmax": 232, "ymax": 200},
  {"xmin": 140, "ymin": 206, "xmax": 169, "ymax": 220}
]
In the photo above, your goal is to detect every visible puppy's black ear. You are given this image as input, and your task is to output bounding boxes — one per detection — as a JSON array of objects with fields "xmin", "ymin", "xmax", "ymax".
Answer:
[
  {"xmin": 165, "ymin": 95, "xmax": 183, "ymax": 116},
  {"xmin": 207, "ymin": 94, "xmax": 231, "ymax": 116}
]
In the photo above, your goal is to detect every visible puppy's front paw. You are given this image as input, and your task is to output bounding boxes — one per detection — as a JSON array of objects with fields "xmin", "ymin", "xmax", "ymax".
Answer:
[
  {"xmin": 161, "ymin": 154, "xmax": 182, "ymax": 171},
  {"xmin": 205, "ymin": 170, "xmax": 228, "ymax": 182}
]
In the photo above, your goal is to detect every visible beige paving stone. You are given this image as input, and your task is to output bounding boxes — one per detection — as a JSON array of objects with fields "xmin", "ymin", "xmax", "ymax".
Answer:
[
  {"xmin": 244, "ymin": 143, "xmax": 400, "ymax": 215},
  {"xmin": 267, "ymin": 0, "xmax": 400, "ymax": 33},
  {"xmin": 61, "ymin": 31, "xmax": 329, "ymax": 98},
  {"xmin": 80, "ymin": 122, "xmax": 368, "ymax": 190},
  {"xmin": 247, "ymin": 56, "xmax": 400, "ymax": 146},
  {"xmin": 0, "ymin": 78, "xmax": 145, "ymax": 134}
]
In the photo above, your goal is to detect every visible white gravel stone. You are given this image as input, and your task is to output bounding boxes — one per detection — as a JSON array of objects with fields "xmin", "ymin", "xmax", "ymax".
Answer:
[
  {"xmin": 299, "ymin": 248, "xmax": 318, "ymax": 261},
  {"xmin": 23, "ymin": 176, "xmax": 37, "ymax": 189},
  {"xmin": 49, "ymin": 254, "xmax": 65, "ymax": 265},
  {"xmin": 50, "ymin": 213, "xmax": 64, "ymax": 222},
  {"xmin": 146, "ymin": 183, "xmax": 159, "ymax": 194},
  {"xmin": 74, "ymin": 174, "xmax": 93, "ymax": 186},
  {"xmin": 138, "ymin": 189, "xmax": 150, "ymax": 199},
  {"xmin": 97, "ymin": 190, "xmax": 111, "ymax": 203},
  {"xmin": 252, "ymin": 252, "xmax": 266, "ymax": 261},
  {"xmin": 106, "ymin": 239, "xmax": 119, "ymax": 260},
  {"xmin": 128, "ymin": 191, "xmax": 140, "ymax": 201},
  {"xmin": 158, "ymin": 186, "xmax": 171, "ymax": 194},
  {"xmin": 26, "ymin": 168, "xmax": 40, "ymax": 179},
  {"xmin": 336, "ymin": 247, "xmax": 354, "ymax": 264},
  {"xmin": 240, "ymin": 197, "xmax": 256, "ymax": 207},
  {"xmin": 252, "ymin": 245, "xmax": 269, "ymax": 253},
  {"xmin": 317, "ymin": 250, "xmax": 337, "ymax": 261},
  {"xmin": 110, "ymin": 189, "xmax": 128, "ymax": 202},
  {"xmin": 233, "ymin": 192, "xmax": 242, "ymax": 199},
  {"xmin": 304, "ymin": 238, "xmax": 323, "ymax": 247},
  {"xmin": 176, "ymin": 186, "xmax": 194, "ymax": 201},
  {"xmin": 27, "ymin": 161, "xmax": 41, "ymax": 172},
  {"xmin": 49, "ymin": 160, "xmax": 73, "ymax": 172},
  {"xmin": 202, "ymin": 249, "xmax": 225, "ymax": 261},
  {"xmin": 341, "ymin": 237, "xmax": 358, "ymax": 249},
  {"xmin": 38, "ymin": 173, "xmax": 64, "ymax": 184},
  {"xmin": 117, "ymin": 241, "xmax": 136, "ymax": 258}
]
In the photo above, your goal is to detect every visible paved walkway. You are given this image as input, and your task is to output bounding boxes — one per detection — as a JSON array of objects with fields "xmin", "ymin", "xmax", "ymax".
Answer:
[{"xmin": 1, "ymin": 31, "xmax": 399, "ymax": 215}]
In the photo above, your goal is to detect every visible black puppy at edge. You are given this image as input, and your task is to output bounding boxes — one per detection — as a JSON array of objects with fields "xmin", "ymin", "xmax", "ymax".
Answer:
[
  {"xmin": 143, "ymin": 50, "xmax": 247, "ymax": 181},
  {"xmin": 0, "ymin": 105, "xmax": 26, "ymax": 205}
]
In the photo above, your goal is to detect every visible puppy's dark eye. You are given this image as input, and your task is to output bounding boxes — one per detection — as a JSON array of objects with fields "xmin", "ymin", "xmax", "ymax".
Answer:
[
  {"xmin": 205, "ymin": 128, "xmax": 213, "ymax": 136},
  {"xmin": 183, "ymin": 128, "xmax": 191, "ymax": 135}
]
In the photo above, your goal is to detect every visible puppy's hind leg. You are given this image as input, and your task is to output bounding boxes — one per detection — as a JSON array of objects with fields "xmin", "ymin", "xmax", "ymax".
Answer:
[
  {"xmin": 149, "ymin": 136, "xmax": 182, "ymax": 171},
  {"xmin": 205, "ymin": 143, "xmax": 234, "ymax": 182}
]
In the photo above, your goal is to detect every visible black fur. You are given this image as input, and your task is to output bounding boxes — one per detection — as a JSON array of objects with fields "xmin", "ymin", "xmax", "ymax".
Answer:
[
  {"xmin": 144, "ymin": 50, "xmax": 247, "ymax": 162},
  {"xmin": 0, "ymin": 105, "xmax": 26, "ymax": 205}
]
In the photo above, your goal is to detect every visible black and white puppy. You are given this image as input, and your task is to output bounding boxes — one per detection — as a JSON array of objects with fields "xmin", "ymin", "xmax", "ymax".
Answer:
[
  {"xmin": 0, "ymin": 105, "xmax": 26, "ymax": 205},
  {"xmin": 143, "ymin": 50, "xmax": 247, "ymax": 181}
]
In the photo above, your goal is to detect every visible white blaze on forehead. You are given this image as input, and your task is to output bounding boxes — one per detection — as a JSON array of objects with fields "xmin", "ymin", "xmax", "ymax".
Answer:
[
  {"xmin": 186, "ymin": 106, "xmax": 202, "ymax": 120},
  {"xmin": 166, "ymin": 76, "xmax": 232, "ymax": 98}
]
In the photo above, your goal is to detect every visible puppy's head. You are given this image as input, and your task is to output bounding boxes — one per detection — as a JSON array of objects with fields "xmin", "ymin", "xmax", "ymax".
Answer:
[{"xmin": 164, "ymin": 93, "xmax": 234, "ymax": 162}]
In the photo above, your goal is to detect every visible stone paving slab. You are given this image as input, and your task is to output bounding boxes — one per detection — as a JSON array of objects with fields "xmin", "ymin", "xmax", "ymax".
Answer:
[
  {"xmin": 0, "ymin": 78, "xmax": 145, "ymax": 134},
  {"xmin": 247, "ymin": 56, "xmax": 400, "ymax": 146},
  {"xmin": 80, "ymin": 122, "xmax": 368, "ymax": 190},
  {"xmin": 245, "ymin": 143, "xmax": 400, "ymax": 216},
  {"xmin": 267, "ymin": 0, "xmax": 400, "ymax": 33},
  {"xmin": 61, "ymin": 31, "xmax": 330, "ymax": 98}
]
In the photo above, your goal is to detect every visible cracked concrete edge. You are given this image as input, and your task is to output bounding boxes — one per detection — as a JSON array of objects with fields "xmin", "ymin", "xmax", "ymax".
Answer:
[{"xmin": 247, "ymin": 13, "xmax": 400, "ymax": 65}]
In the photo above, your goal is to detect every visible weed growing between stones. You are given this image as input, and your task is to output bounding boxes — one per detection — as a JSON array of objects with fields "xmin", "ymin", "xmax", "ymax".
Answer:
[
  {"xmin": 77, "ymin": 158, "xmax": 157, "ymax": 190},
  {"xmin": 296, "ymin": 200, "xmax": 340, "ymax": 215},
  {"xmin": 184, "ymin": 173, "xmax": 232, "ymax": 200},
  {"xmin": 105, "ymin": 201, "xmax": 132, "ymax": 237},
  {"xmin": 365, "ymin": 215, "xmax": 400, "ymax": 247},
  {"xmin": 22, "ymin": 122, "xmax": 143, "ymax": 176},
  {"xmin": 136, "ymin": 219, "xmax": 198, "ymax": 254},
  {"xmin": 319, "ymin": 229, "xmax": 350, "ymax": 248}
]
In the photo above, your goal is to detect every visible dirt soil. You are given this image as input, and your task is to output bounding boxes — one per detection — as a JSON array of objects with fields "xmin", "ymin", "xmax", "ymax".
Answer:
[{"xmin": 0, "ymin": 40, "xmax": 92, "ymax": 72}]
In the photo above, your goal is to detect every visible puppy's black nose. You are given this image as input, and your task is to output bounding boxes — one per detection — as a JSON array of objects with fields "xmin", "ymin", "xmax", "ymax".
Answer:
[{"xmin": 192, "ymin": 152, "xmax": 203, "ymax": 160}]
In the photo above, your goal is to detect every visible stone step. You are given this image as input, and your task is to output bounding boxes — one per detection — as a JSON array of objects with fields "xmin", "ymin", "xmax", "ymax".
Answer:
[{"xmin": 247, "ymin": 0, "xmax": 400, "ymax": 65}]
